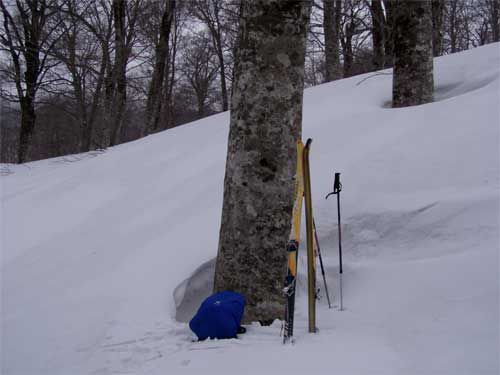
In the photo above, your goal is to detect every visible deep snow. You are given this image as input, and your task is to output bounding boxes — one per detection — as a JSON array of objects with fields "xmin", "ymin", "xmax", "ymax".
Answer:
[{"xmin": 1, "ymin": 44, "xmax": 499, "ymax": 375}]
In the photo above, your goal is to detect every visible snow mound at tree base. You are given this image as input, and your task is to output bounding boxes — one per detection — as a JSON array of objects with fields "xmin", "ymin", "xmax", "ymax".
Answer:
[{"xmin": 174, "ymin": 258, "xmax": 216, "ymax": 323}]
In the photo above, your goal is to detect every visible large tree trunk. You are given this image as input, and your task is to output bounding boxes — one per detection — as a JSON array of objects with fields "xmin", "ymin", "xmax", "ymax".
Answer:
[
  {"xmin": 370, "ymin": 0, "xmax": 386, "ymax": 70},
  {"xmin": 323, "ymin": 0, "xmax": 342, "ymax": 81},
  {"xmin": 392, "ymin": 0, "xmax": 434, "ymax": 108},
  {"xmin": 214, "ymin": 0, "xmax": 311, "ymax": 323},
  {"xmin": 18, "ymin": 98, "xmax": 36, "ymax": 163},
  {"xmin": 383, "ymin": 0, "xmax": 395, "ymax": 67},
  {"xmin": 145, "ymin": 0, "xmax": 175, "ymax": 136},
  {"xmin": 431, "ymin": 0, "xmax": 444, "ymax": 57}
]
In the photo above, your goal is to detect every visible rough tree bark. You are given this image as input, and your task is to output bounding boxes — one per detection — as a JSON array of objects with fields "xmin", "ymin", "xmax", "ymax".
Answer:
[
  {"xmin": 393, "ymin": 0, "xmax": 434, "ymax": 108},
  {"xmin": 214, "ymin": 0, "xmax": 311, "ymax": 323},
  {"xmin": 323, "ymin": 0, "xmax": 342, "ymax": 81},
  {"xmin": 144, "ymin": 0, "xmax": 176, "ymax": 136},
  {"xmin": 370, "ymin": 0, "xmax": 385, "ymax": 70},
  {"xmin": 383, "ymin": 0, "xmax": 395, "ymax": 67},
  {"xmin": 432, "ymin": 0, "xmax": 444, "ymax": 57}
]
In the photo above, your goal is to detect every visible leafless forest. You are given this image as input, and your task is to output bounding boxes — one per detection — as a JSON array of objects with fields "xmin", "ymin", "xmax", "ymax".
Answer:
[{"xmin": 1, "ymin": 0, "xmax": 499, "ymax": 163}]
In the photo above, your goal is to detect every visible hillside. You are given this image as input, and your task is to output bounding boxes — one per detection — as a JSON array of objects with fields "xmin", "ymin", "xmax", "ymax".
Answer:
[{"xmin": 1, "ymin": 44, "xmax": 499, "ymax": 375}]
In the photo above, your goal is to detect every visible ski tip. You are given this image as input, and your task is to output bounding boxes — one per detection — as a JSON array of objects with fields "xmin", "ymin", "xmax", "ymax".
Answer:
[{"xmin": 305, "ymin": 138, "xmax": 312, "ymax": 147}]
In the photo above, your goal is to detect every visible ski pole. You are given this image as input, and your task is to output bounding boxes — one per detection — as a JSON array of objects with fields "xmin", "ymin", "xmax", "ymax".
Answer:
[
  {"xmin": 326, "ymin": 172, "xmax": 343, "ymax": 311},
  {"xmin": 313, "ymin": 218, "xmax": 332, "ymax": 309}
]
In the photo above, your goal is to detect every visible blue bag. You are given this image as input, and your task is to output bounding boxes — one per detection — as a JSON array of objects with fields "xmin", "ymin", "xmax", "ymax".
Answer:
[{"xmin": 189, "ymin": 291, "xmax": 246, "ymax": 340}]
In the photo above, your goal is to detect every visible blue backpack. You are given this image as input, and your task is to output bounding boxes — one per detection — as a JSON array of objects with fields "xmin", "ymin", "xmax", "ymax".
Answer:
[{"xmin": 189, "ymin": 291, "xmax": 246, "ymax": 340}]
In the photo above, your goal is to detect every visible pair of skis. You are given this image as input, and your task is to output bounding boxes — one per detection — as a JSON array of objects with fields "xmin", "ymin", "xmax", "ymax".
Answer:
[{"xmin": 283, "ymin": 139, "xmax": 330, "ymax": 344}]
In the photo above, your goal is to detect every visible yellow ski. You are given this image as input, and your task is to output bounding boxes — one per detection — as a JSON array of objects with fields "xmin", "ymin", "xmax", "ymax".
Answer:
[{"xmin": 283, "ymin": 140, "xmax": 304, "ymax": 343}]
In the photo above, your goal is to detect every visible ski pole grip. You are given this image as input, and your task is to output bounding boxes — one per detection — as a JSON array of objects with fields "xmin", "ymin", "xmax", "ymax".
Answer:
[{"xmin": 333, "ymin": 172, "xmax": 341, "ymax": 193}]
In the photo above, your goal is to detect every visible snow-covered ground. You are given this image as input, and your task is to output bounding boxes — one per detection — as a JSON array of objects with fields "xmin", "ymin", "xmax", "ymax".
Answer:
[{"xmin": 1, "ymin": 44, "xmax": 499, "ymax": 375}]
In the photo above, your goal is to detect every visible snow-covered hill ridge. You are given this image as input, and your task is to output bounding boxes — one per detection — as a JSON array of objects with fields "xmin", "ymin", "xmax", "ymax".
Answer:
[{"xmin": 1, "ymin": 44, "xmax": 499, "ymax": 375}]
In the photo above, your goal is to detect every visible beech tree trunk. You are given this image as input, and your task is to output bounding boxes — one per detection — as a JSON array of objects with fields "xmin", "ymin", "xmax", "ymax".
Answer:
[
  {"xmin": 371, "ymin": 0, "xmax": 386, "ymax": 70},
  {"xmin": 432, "ymin": 0, "xmax": 444, "ymax": 57},
  {"xmin": 214, "ymin": 0, "xmax": 311, "ymax": 323},
  {"xmin": 392, "ymin": 0, "xmax": 434, "ymax": 108},
  {"xmin": 383, "ymin": 0, "xmax": 395, "ymax": 67}
]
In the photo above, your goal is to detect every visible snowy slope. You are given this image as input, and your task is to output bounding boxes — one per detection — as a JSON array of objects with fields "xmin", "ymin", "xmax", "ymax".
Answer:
[{"xmin": 1, "ymin": 44, "xmax": 499, "ymax": 375}]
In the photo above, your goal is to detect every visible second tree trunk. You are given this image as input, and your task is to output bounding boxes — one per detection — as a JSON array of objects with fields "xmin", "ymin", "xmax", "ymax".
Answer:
[{"xmin": 393, "ymin": 0, "xmax": 434, "ymax": 107}]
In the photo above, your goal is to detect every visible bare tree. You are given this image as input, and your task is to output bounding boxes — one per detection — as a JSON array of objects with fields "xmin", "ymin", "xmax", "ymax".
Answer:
[
  {"xmin": 100, "ymin": 0, "xmax": 142, "ymax": 147},
  {"xmin": 0, "ymin": 0, "xmax": 65, "ymax": 163},
  {"xmin": 446, "ymin": 1, "xmax": 462, "ymax": 53},
  {"xmin": 51, "ymin": 0, "xmax": 114, "ymax": 152},
  {"xmin": 180, "ymin": 31, "xmax": 218, "ymax": 118},
  {"xmin": 191, "ymin": 0, "xmax": 232, "ymax": 112},
  {"xmin": 144, "ymin": 0, "xmax": 175, "ymax": 136},
  {"xmin": 339, "ymin": 0, "xmax": 371, "ymax": 78},
  {"xmin": 159, "ymin": 2, "xmax": 186, "ymax": 130}
]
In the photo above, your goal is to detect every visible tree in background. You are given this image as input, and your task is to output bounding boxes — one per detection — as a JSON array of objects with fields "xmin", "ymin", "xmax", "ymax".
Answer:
[
  {"xmin": 392, "ymin": 0, "xmax": 434, "ymax": 107},
  {"xmin": 383, "ymin": 0, "xmax": 395, "ymax": 67},
  {"xmin": 180, "ymin": 31, "xmax": 218, "ymax": 118},
  {"xmin": 432, "ymin": 0, "xmax": 445, "ymax": 56},
  {"xmin": 0, "ymin": 0, "xmax": 65, "ymax": 163},
  {"xmin": 52, "ymin": 0, "xmax": 114, "ymax": 152},
  {"xmin": 191, "ymin": 0, "xmax": 232, "ymax": 112},
  {"xmin": 339, "ymin": 0, "xmax": 371, "ymax": 78},
  {"xmin": 108, "ymin": 0, "xmax": 139, "ymax": 146},
  {"xmin": 214, "ymin": 0, "xmax": 311, "ymax": 323},
  {"xmin": 490, "ymin": 0, "xmax": 500, "ymax": 42},
  {"xmin": 323, "ymin": 0, "xmax": 342, "ymax": 81},
  {"xmin": 144, "ymin": 0, "xmax": 176, "ymax": 136},
  {"xmin": 2, "ymin": 0, "xmax": 500, "ymax": 164},
  {"xmin": 370, "ymin": 0, "xmax": 385, "ymax": 69}
]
